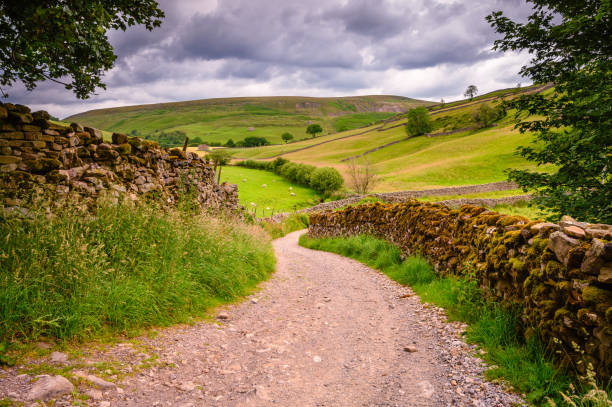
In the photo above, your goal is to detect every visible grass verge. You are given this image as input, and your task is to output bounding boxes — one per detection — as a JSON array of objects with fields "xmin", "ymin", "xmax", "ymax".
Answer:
[
  {"xmin": 259, "ymin": 213, "xmax": 309, "ymax": 239},
  {"xmin": 0, "ymin": 199, "xmax": 275, "ymax": 348},
  {"xmin": 299, "ymin": 234, "xmax": 611, "ymax": 405}
]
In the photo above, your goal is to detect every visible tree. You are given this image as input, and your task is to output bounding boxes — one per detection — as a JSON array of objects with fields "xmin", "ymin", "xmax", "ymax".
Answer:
[
  {"xmin": 241, "ymin": 136, "xmax": 269, "ymax": 147},
  {"xmin": 207, "ymin": 149, "xmax": 233, "ymax": 184},
  {"xmin": 487, "ymin": 1, "xmax": 611, "ymax": 223},
  {"xmin": 281, "ymin": 132, "xmax": 294, "ymax": 143},
  {"xmin": 309, "ymin": 167, "xmax": 344, "ymax": 194},
  {"xmin": 224, "ymin": 139, "xmax": 235, "ymax": 148},
  {"xmin": 472, "ymin": 103, "xmax": 504, "ymax": 128},
  {"xmin": 347, "ymin": 157, "xmax": 378, "ymax": 194},
  {"xmin": 0, "ymin": 1, "xmax": 164, "ymax": 99},
  {"xmin": 306, "ymin": 124, "xmax": 323, "ymax": 138},
  {"xmin": 464, "ymin": 85, "xmax": 478, "ymax": 101},
  {"xmin": 405, "ymin": 107, "xmax": 433, "ymax": 137}
]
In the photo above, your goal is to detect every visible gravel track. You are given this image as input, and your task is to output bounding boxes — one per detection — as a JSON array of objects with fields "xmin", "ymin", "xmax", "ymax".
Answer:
[{"xmin": 0, "ymin": 230, "xmax": 525, "ymax": 406}]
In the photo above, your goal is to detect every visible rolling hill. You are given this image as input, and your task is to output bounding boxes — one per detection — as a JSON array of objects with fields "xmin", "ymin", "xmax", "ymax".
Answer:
[
  {"xmin": 66, "ymin": 95, "xmax": 434, "ymax": 146},
  {"xmin": 227, "ymin": 84, "xmax": 554, "ymax": 193}
]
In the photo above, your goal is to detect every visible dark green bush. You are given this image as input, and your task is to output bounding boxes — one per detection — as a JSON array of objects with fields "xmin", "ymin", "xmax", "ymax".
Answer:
[{"xmin": 310, "ymin": 167, "xmax": 344, "ymax": 193}]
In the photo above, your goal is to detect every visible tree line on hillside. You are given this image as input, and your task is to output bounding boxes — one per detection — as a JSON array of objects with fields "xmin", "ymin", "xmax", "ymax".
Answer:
[
  {"xmin": 237, "ymin": 158, "xmax": 344, "ymax": 195},
  {"xmin": 127, "ymin": 129, "xmax": 272, "ymax": 149}
]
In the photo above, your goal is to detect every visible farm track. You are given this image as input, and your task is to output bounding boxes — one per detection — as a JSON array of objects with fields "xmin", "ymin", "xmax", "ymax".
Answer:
[{"xmin": 0, "ymin": 231, "xmax": 525, "ymax": 406}]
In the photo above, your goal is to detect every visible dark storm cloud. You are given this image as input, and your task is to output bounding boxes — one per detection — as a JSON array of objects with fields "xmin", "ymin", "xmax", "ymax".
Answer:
[{"xmin": 3, "ymin": 0, "xmax": 536, "ymax": 117}]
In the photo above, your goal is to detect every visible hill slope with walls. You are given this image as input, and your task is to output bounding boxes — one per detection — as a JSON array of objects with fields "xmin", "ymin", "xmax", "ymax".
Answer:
[
  {"xmin": 0, "ymin": 102, "xmax": 237, "ymax": 212},
  {"xmin": 65, "ymin": 95, "xmax": 435, "ymax": 146},
  {"xmin": 232, "ymin": 85, "xmax": 553, "ymax": 193}
]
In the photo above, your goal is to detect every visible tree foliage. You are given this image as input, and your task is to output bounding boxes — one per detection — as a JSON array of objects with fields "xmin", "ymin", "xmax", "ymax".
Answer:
[
  {"xmin": 207, "ymin": 149, "xmax": 233, "ymax": 183},
  {"xmin": 309, "ymin": 167, "xmax": 344, "ymax": 194},
  {"xmin": 472, "ymin": 103, "xmax": 504, "ymax": 128},
  {"xmin": 306, "ymin": 124, "xmax": 323, "ymax": 138},
  {"xmin": 281, "ymin": 132, "xmax": 294, "ymax": 143},
  {"xmin": 405, "ymin": 107, "xmax": 433, "ymax": 137},
  {"xmin": 487, "ymin": 0, "xmax": 611, "ymax": 222},
  {"xmin": 237, "ymin": 136, "xmax": 269, "ymax": 147},
  {"xmin": 0, "ymin": 1, "xmax": 164, "ymax": 98},
  {"xmin": 464, "ymin": 85, "xmax": 478, "ymax": 100}
]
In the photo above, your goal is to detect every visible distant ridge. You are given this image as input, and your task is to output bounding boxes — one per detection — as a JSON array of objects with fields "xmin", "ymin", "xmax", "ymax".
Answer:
[{"xmin": 65, "ymin": 95, "xmax": 435, "ymax": 145}]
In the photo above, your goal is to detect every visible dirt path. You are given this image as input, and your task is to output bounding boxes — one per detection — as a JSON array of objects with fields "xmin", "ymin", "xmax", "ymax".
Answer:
[{"xmin": 1, "ymin": 231, "xmax": 524, "ymax": 406}]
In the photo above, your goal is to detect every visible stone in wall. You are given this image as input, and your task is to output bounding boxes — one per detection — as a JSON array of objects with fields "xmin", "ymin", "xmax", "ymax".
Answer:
[{"xmin": 0, "ymin": 102, "xmax": 238, "ymax": 212}]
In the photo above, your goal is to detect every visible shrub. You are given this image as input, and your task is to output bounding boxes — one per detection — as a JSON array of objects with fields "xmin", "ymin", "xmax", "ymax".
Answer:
[
  {"xmin": 310, "ymin": 167, "xmax": 344, "ymax": 193},
  {"xmin": 296, "ymin": 164, "xmax": 316, "ymax": 185},
  {"xmin": 405, "ymin": 107, "xmax": 433, "ymax": 137},
  {"xmin": 473, "ymin": 103, "xmax": 504, "ymax": 128}
]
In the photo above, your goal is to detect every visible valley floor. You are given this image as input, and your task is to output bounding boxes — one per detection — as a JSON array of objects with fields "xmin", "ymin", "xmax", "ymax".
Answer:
[{"xmin": 0, "ymin": 231, "xmax": 524, "ymax": 406}]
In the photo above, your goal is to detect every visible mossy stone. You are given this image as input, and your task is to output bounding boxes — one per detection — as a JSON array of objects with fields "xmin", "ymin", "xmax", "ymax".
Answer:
[
  {"xmin": 24, "ymin": 158, "xmax": 62, "ymax": 174},
  {"xmin": 582, "ymin": 286, "xmax": 612, "ymax": 305}
]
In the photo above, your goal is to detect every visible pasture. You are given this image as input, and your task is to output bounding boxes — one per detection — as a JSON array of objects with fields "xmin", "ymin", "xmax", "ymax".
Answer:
[{"xmin": 220, "ymin": 166, "xmax": 321, "ymax": 213}]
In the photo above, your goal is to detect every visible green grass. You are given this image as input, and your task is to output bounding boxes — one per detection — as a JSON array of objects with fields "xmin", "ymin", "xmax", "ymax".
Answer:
[
  {"xmin": 417, "ymin": 189, "xmax": 527, "ymax": 202},
  {"xmin": 298, "ymin": 233, "xmax": 594, "ymax": 405},
  {"xmin": 259, "ymin": 213, "xmax": 310, "ymax": 239},
  {"xmin": 220, "ymin": 166, "xmax": 321, "ymax": 213},
  {"xmin": 66, "ymin": 95, "xmax": 433, "ymax": 146},
  {"xmin": 282, "ymin": 121, "xmax": 553, "ymax": 192},
  {"xmin": 0, "ymin": 198, "xmax": 275, "ymax": 346},
  {"xmin": 490, "ymin": 201, "xmax": 550, "ymax": 220},
  {"xmin": 332, "ymin": 112, "xmax": 395, "ymax": 132},
  {"xmin": 229, "ymin": 87, "xmax": 555, "ymax": 194}
]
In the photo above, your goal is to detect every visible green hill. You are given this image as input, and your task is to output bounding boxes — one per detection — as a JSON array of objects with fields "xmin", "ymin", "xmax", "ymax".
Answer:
[
  {"xmin": 229, "ymin": 85, "xmax": 554, "ymax": 193},
  {"xmin": 66, "ymin": 95, "xmax": 434, "ymax": 146}
]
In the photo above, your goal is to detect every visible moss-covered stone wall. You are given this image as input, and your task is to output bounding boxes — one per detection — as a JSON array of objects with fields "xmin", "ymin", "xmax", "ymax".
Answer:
[
  {"xmin": 0, "ymin": 102, "xmax": 238, "ymax": 212},
  {"xmin": 308, "ymin": 200, "xmax": 612, "ymax": 381}
]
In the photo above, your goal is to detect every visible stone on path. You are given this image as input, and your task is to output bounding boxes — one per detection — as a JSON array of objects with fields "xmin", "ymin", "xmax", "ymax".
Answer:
[
  {"xmin": 26, "ymin": 375, "xmax": 74, "ymax": 401},
  {"xmin": 49, "ymin": 351, "xmax": 68, "ymax": 364}
]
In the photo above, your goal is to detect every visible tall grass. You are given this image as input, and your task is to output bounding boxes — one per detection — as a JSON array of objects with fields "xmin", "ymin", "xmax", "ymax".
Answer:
[
  {"xmin": 259, "ymin": 213, "xmax": 309, "ymax": 239},
  {"xmin": 0, "ymin": 200, "xmax": 275, "ymax": 344},
  {"xmin": 298, "ymin": 234, "xmax": 608, "ymax": 405}
]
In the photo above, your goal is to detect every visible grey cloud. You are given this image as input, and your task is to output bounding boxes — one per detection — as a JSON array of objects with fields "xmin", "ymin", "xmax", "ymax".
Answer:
[
  {"xmin": 2, "ymin": 0, "xmax": 536, "ymax": 117},
  {"xmin": 322, "ymin": 0, "xmax": 407, "ymax": 39}
]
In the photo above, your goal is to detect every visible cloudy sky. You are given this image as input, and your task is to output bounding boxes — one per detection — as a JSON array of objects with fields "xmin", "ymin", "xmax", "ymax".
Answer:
[{"xmin": 6, "ymin": 0, "xmax": 534, "ymax": 118}]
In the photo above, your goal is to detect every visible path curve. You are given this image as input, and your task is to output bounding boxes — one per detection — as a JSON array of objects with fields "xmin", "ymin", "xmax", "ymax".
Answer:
[{"xmin": 0, "ymin": 231, "xmax": 524, "ymax": 406}]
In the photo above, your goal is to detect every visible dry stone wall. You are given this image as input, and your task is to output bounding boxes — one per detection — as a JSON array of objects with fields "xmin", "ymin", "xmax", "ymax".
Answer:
[
  {"xmin": 308, "ymin": 200, "xmax": 612, "ymax": 381},
  {"xmin": 0, "ymin": 102, "xmax": 238, "ymax": 212}
]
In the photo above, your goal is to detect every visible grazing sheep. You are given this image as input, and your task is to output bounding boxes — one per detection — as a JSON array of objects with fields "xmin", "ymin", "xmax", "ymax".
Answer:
[
  {"xmin": 290, "ymin": 192, "xmax": 296, "ymax": 196},
  {"xmin": 242, "ymin": 179, "xmax": 247, "ymax": 182},
  {"xmin": 262, "ymin": 184, "xmax": 267, "ymax": 188}
]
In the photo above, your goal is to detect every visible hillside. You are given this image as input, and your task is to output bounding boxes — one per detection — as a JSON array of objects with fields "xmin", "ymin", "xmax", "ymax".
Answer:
[
  {"xmin": 229, "ymin": 85, "xmax": 554, "ymax": 192},
  {"xmin": 66, "ymin": 95, "xmax": 434, "ymax": 146}
]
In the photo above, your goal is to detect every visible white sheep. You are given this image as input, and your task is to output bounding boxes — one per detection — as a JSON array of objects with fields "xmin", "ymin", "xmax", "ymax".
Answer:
[
  {"xmin": 290, "ymin": 192, "xmax": 296, "ymax": 196},
  {"xmin": 262, "ymin": 184, "xmax": 267, "ymax": 188}
]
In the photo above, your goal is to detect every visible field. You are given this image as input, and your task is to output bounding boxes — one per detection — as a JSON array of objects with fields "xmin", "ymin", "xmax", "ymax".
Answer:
[
  {"xmin": 228, "ymin": 89, "xmax": 554, "ymax": 194},
  {"xmin": 66, "ymin": 95, "xmax": 433, "ymax": 146},
  {"xmin": 220, "ymin": 166, "xmax": 321, "ymax": 213}
]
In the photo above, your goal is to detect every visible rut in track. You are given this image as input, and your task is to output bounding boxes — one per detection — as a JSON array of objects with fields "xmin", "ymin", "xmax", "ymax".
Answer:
[{"xmin": 0, "ymin": 230, "xmax": 524, "ymax": 407}]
